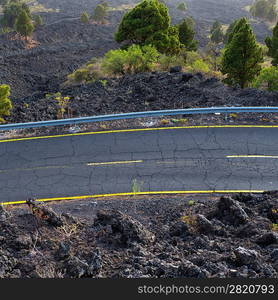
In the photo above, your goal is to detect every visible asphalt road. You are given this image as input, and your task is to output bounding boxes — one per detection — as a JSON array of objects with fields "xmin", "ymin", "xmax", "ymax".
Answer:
[{"xmin": 1, "ymin": 126, "xmax": 278, "ymax": 203}]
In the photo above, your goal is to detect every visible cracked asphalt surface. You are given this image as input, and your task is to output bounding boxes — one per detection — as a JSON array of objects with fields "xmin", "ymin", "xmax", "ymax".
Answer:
[{"xmin": 1, "ymin": 126, "xmax": 278, "ymax": 202}]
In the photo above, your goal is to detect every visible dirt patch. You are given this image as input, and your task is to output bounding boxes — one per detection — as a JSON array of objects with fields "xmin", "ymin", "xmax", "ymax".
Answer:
[{"xmin": 1, "ymin": 192, "xmax": 278, "ymax": 278}]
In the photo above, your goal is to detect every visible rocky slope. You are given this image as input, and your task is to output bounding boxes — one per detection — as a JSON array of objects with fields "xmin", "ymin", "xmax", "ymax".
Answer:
[
  {"xmin": 6, "ymin": 71, "xmax": 278, "ymax": 124},
  {"xmin": 0, "ymin": 0, "xmax": 272, "ymax": 101},
  {"xmin": 1, "ymin": 192, "xmax": 277, "ymax": 278}
]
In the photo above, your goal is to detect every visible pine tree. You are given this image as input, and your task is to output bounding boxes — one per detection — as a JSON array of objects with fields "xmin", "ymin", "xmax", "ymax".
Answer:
[
  {"xmin": 224, "ymin": 19, "xmax": 238, "ymax": 44},
  {"xmin": 221, "ymin": 18, "xmax": 264, "ymax": 88},
  {"xmin": 210, "ymin": 21, "xmax": 224, "ymax": 44},
  {"xmin": 0, "ymin": 84, "xmax": 12, "ymax": 123},
  {"xmin": 92, "ymin": 4, "xmax": 108, "ymax": 24},
  {"xmin": 265, "ymin": 22, "xmax": 278, "ymax": 66},
  {"xmin": 115, "ymin": 0, "xmax": 181, "ymax": 55},
  {"xmin": 80, "ymin": 11, "xmax": 90, "ymax": 24},
  {"xmin": 177, "ymin": 17, "xmax": 198, "ymax": 51},
  {"xmin": 15, "ymin": 10, "xmax": 34, "ymax": 40},
  {"xmin": 211, "ymin": 21, "xmax": 221, "ymax": 33},
  {"xmin": 1, "ymin": 0, "xmax": 31, "ymax": 29},
  {"xmin": 34, "ymin": 14, "xmax": 43, "ymax": 27}
]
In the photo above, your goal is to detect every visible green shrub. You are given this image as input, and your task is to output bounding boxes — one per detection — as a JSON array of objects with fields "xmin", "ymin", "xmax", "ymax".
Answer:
[
  {"xmin": 157, "ymin": 54, "xmax": 185, "ymax": 71},
  {"xmin": 191, "ymin": 59, "xmax": 210, "ymax": 73},
  {"xmin": 80, "ymin": 11, "xmax": 90, "ymax": 24},
  {"xmin": 184, "ymin": 51, "xmax": 210, "ymax": 73},
  {"xmin": 252, "ymin": 66, "xmax": 278, "ymax": 91},
  {"xmin": 73, "ymin": 68, "xmax": 90, "ymax": 83},
  {"xmin": 102, "ymin": 44, "xmax": 159, "ymax": 75},
  {"xmin": 0, "ymin": 84, "xmax": 12, "ymax": 123},
  {"xmin": 101, "ymin": 48, "xmax": 128, "ymax": 75},
  {"xmin": 177, "ymin": 2, "xmax": 187, "ymax": 11},
  {"xmin": 92, "ymin": 4, "xmax": 108, "ymax": 23}
]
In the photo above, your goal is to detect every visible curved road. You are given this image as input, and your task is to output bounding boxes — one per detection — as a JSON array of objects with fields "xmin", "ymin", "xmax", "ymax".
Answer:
[{"xmin": 1, "ymin": 125, "xmax": 278, "ymax": 203}]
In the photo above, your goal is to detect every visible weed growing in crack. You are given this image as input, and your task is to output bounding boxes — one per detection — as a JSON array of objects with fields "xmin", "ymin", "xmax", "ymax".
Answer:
[{"xmin": 131, "ymin": 179, "xmax": 143, "ymax": 195}]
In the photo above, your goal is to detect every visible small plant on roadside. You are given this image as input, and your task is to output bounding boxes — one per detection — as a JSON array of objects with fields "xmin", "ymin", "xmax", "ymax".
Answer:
[
  {"xmin": 179, "ymin": 118, "xmax": 188, "ymax": 124},
  {"xmin": 188, "ymin": 200, "xmax": 195, "ymax": 206},
  {"xmin": 0, "ymin": 84, "xmax": 13, "ymax": 123},
  {"xmin": 271, "ymin": 223, "xmax": 278, "ymax": 232},
  {"xmin": 180, "ymin": 214, "xmax": 197, "ymax": 226},
  {"xmin": 160, "ymin": 119, "xmax": 170, "ymax": 125},
  {"xmin": 56, "ymin": 222, "xmax": 78, "ymax": 239},
  {"xmin": 55, "ymin": 94, "xmax": 71, "ymax": 119},
  {"xmin": 229, "ymin": 113, "xmax": 238, "ymax": 119},
  {"xmin": 131, "ymin": 179, "xmax": 143, "ymax": 194},
  {"xmin": 99, "ymin": 79, "xmax": 107, "ymax": 87}
]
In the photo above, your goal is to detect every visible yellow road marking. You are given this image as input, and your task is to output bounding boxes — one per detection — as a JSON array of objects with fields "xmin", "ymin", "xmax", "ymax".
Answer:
[
  {"xmin": 227, "ymin": 155, "xmax": 278, "ymax": 158},
  {"xmin": 0, "ymin": 165, "xmax": 71, "ymax": 173},
  {"xmin": 1, "ymin": 124, "xmax": 278, "ymax": 143},
  {"xmin": 1, "ymin": 190, "xmax": 264, "ymax": 206},
  {"xmin": 0, "ymin": 160, "xmax": 143, "ymax": 173},
  {"xmin": 87, "ymin": 160, "xmax": 143, "ymax": 166}
]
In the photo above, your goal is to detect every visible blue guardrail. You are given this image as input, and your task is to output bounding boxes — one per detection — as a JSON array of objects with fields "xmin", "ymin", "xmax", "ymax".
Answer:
[{"xmin": 0, "ymin": 106, "xmax": 278, "ymax": 131}]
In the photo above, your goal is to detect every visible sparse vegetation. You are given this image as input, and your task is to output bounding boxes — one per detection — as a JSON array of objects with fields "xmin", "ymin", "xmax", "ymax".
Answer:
[
  {"xmin": 177, "ymin": 2, "xmax": 187, "ymax": 12},
  {"xmin": 250, "ymin": 0, "xmax": 277, "ymax": 23},
  {"xmin": 55, "ymin": 94, "xmax": 71, "ymax": 119},
  {"xmin": 131, "ymin": 179, "xmax": 142, "ymax": 194},
  {"xmin": 252, "ymin": 66, "xmax": 278, "ymax": 91},
  {"xmin": 92, "ymin": 3, "xmax": 108, "ymax": 24},
  {"xmin": 271, "ymin": 223, "xmax": 278, "ymax": 231},
  {"xmin": 80, "ymin": 11, "xmax": 90, "ymax": 24},
  {"xmin": 0, "ymin": 84, "xmax": 12, "ymax": 123}
]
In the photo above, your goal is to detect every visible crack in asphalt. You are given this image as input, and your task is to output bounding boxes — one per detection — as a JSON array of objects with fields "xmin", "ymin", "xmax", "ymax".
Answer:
[{"xmin": 0, "ymin": 127, "xmax": 278, "ymax": 201}]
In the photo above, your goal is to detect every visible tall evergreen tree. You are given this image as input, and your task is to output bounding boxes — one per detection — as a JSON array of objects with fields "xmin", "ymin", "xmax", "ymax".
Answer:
[
  {"xmin": 115, "ymin": 0, "xmax": 181, "ymax": 55},
  {"xmin": 221, "ymin": 18, "xmax": 264, "ymax": 88},
  {"xmin": 0, "ymin": 84, "xmax": 12, "ymax": 123},
  {"xmin": 265, "ymin": 22, "xmax": 278, "ymax": 66},
  {"xmin": 1, "ymin": 0, "xmax": 31, "ymax": 28},
  {"xmin": 92, "ymin": 4, "xmax": 108, "ymax": 24},
  {"xmin": 224, "ymin": 19, "xmax": 238, "ymax": 44},
  {"xmin": 210, "ymin": 21, "xmax": 224, "ymax": 44},
  {"xmin": 33, "ymin": 14, "xmax": 43, "ymax": 27},
  {"xmin": 15, "ymin": 9, "xmax": 34, "ymax": 40},
  {"xmin": 177, "ymin": 17, "xmax": 198, "ymax": 51}
]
